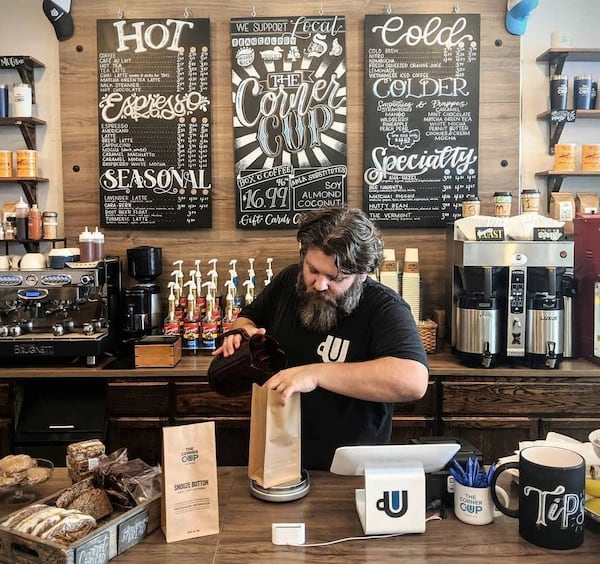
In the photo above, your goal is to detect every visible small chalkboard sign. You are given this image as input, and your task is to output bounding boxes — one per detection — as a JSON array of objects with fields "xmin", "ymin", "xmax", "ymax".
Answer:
[
  {"xmin": 75, "ymin": 530, "xmax": 110, "ymax": 564},
  {"xmin": 118, "ymin": 509, "xmax": 150, "ymax": 554}
]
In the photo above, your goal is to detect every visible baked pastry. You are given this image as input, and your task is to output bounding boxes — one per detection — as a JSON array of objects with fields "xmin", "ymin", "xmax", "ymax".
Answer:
[
  {"xmin": 68, "ymin": 488, "xmax": 113, "ymax": 520},
  {"xmin": 55, "ymin": 477, "xmax": 94, "ymax": 509},
  {"xmin": 0, "ymin": 454, "xmax": 37, "ymax": 475},
  {"xmin": 25, "ymin": 466, "xmax": 52, "ymax": 485},
  {"xmin": 1, "ymin": 504, "xmax": 96, "ymax": 546},
  {"xmin": 41, "ymin": 513, "xmax": 96, "ymax": 545},
  {"xmin": 0, "ymin": 454, "xmax": 37, "ymax": 485},
  {"xmin": 67, "ymin": 440, "xmax": 105, "ymax": 462},
  {"xmin": 1, "ymin": 504, "xmax": 46, "ymax": 529},
  {"xmin": 66, "ymin": 440, "xmax": 106, "ymax": 482}
]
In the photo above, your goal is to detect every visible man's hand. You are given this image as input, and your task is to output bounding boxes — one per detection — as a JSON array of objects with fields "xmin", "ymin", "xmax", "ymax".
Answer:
[
  {"xmin": 211, "ymin": 326, "xmax": 265, "ymax": 357},
  {"xmin": 264, "ymin": 365, "xmax": 319, "ymax": 405}
]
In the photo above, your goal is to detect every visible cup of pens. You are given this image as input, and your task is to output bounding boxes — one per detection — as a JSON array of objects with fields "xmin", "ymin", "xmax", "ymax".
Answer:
[{"xmin": 451, "ymin": 457, "xmax": 509, "ymax": 525}]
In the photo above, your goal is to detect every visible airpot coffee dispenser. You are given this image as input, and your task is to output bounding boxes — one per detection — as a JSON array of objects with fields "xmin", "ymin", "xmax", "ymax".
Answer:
[
  {"xmin": 447, "ymin": 228, "xmax": 574, "ymax": 369},
  {"xmin": 123, "ymin": 246, "xmax": 163, "ymax": 338}
]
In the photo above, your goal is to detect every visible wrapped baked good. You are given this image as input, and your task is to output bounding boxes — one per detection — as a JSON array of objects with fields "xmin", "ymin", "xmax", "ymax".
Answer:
[
  {"xmin": 1, "ymin": 504, "xmax": 97, "ymax": 546},
  {"xmin": 41, "ymin": 513, "xmax": 96, "ymax": 545},
  {"xmin": 66, "ymin": 439, "xmax": 106, "ymax": 482}
]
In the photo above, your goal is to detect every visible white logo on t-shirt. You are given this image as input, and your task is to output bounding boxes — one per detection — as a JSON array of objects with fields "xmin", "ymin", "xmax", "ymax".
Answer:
[{"xmin": 317, "ymin": 335, "xmax": 350, "ymax": 363}]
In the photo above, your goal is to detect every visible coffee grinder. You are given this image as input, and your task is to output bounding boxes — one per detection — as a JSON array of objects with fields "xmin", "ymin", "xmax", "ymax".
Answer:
[{"xmin": 123, "ymin": 246, "xmax": 163, "ymax": 339}]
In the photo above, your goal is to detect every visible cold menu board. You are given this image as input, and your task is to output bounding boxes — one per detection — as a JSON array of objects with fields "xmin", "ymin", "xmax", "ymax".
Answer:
[
  {"xmin": 231, "ymin": 16, "xmax": 348, "ymax": 229},
  {"xmin": 364, "ymin": 14, "xmax": 480, "ymax": 228},
  {"xmin": 97, "ymin": 19, "xmax": 212, "ymax": 229}
]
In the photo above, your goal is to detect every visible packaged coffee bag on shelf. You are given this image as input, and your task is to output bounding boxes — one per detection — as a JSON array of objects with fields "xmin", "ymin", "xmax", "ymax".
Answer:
[
  {"xmin": 161, "ymin": 422, "xmax": 219, "ymax": 543},
  {"xmin": 576, "ymin": 192, "xmax": 600, "ymax": 215},
  {"xmin": 550, "ymin": 192, "xmax": 576, "ymax": 235}
]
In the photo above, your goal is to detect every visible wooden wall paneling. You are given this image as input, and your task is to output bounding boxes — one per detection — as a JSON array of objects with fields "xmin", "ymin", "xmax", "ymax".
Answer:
[{"xmin": 59, "ymin": 1, "xmax": 519, "ymax": 317}]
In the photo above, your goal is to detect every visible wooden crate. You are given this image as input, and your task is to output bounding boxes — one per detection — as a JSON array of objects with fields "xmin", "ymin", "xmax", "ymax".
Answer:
[
  {"xmin": 0, "ymin": 491, "xmax": 161, "ymax": 564},
  {"xmin": 134, "ymin": 335, "xmax": 181, "ymax": 368}
]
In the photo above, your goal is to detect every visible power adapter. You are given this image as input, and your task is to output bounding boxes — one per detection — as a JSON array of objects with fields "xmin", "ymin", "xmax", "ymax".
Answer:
[{"xmin": 271, "ymin": 522, "xmax": 306, "ymax": 545}]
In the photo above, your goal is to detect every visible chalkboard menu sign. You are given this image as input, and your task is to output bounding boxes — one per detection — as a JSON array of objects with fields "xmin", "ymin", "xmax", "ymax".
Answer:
[
  {"xmin": 363, "ymin": 14, "xmax": 480, "ymax": 228},
  {"xmin": 97, "ymin": 19, "xmax": 212, "ymax": 229},
  {"xmin": 230, "ymin": 16, "xmax": 347, "ymax": 229}
]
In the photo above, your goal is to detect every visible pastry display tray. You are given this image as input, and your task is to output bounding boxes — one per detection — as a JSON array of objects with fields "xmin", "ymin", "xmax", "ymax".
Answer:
[{"xmin": 0, "ymin": 489, "xmax": 160, "ymax": 563}]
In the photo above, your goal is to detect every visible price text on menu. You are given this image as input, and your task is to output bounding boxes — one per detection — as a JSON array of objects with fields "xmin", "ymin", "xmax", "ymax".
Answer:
[
  {"xmin": 231, "ymin": 16, "xmax": 348, "ymax": 230},
  {"xmin": 363, "ymin": 14, "xmax": 480, "ymax": 228},
  {"xmin": 97, "ymin": 19, "xmax": 212, "ymax": 229}
]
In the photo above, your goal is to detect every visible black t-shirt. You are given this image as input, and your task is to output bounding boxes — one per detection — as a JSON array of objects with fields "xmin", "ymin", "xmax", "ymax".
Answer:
[{"xmin": 240, "ymin": 263, "xmax": 428, "ymax": 470}]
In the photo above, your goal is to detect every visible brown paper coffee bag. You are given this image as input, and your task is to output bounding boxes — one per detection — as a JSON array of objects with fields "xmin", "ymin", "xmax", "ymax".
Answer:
[
  {"xmin": 550, "ymin": 192, "xmax": 575, "ymax": 235},
  {"xmin": 161, "ymin": 421, "xmax": 219, "ymax": 543},
  {"xmin": 248, "ymin": 383, "xmax": 301, "ymax": 489}
]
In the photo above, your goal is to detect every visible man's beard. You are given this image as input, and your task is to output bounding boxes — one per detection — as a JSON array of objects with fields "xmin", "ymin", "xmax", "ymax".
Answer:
[{"xmin": 296, "ymin": 269, "xmax": 364, "ymax": 332}]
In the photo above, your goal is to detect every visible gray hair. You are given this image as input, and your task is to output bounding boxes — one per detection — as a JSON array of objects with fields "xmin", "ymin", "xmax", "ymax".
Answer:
[{"xmin": 296, "ymin": 206, "xmax": 384, "ymax": 274}]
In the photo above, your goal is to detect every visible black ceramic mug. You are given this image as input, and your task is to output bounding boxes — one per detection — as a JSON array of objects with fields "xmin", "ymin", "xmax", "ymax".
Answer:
[{"xmin": 490, "ymin": 445, "xmax": 585, "ymax": 550}]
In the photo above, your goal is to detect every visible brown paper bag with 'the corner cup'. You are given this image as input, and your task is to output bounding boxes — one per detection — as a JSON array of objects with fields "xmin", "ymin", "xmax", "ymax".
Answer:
[
  {"xmin": 161, "ymin": 421, "xmax": 219, "ymax": 543},
  {"xmin": 248, "ymin": 383, "xmax": 301, "ymax": 489}
]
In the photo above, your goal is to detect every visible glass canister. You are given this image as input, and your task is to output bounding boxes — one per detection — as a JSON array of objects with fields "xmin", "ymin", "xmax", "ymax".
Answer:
[
  {"xmin": 493, "ymin": 191, "xmax": 513, "ymax": 217},
  {"xmin": 520, "ymin": 189, "xmax": 541, "ymax": 214},
  {"xmin": 461, "ymin": 194, "xmax": 480, "ymax": 217},
  {"xmin": 42, "ymin": 211, "xmax": 58, "ymax": 240}
]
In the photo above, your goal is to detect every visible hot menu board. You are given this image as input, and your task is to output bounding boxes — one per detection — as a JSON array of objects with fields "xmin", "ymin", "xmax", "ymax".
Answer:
[
  {"xmin": 363, "ymin": 14, "xmax": 480, "ymax": 228},
  {"xmin": 97, "ymin": 19, "xmax": 212, "ymax": 229},
  {"xmin": 231, "ymin": 16, "xmax": 347, "ymax": 230}
]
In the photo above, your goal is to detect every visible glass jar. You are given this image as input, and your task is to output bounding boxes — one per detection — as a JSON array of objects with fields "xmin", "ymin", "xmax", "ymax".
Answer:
[{"xmin": 42, "ymin": 211, "xmax": 58, "ymax": 240}]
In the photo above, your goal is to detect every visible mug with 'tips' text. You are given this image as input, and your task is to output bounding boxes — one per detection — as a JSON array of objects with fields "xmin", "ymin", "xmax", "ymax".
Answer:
[{"xmin": 490, "ymin": 445, "xmax": 585, "ymax": 550}]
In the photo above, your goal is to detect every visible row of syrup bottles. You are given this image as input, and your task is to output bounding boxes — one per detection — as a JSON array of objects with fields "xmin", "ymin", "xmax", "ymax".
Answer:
[{"xmin": 162, "ymin": 258, "xmax": 274, "ymax": 355}]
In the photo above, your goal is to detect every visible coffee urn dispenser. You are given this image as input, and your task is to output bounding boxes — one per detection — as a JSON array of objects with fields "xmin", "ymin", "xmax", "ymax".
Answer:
[
  {"xmin": 447, "ymin": 226, "xmax": 574, "ymax": 369},
  {"xmin": 455, "ymin": 267, "xmax": 502, "ymax": 368}
]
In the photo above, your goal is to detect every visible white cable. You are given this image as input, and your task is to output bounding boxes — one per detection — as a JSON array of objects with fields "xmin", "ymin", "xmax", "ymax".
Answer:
[{"xmin": 294, "ymin": 514, "xmax": 442, "ymax": 547}]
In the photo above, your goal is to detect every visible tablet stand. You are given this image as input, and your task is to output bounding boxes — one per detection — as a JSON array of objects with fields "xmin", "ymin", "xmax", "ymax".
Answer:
[{"xmin": 355, "ymin": 461, "xmax": 426, "ymax": 535}]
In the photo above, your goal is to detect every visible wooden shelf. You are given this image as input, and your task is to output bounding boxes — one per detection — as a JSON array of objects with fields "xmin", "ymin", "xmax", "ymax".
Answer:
[
  {"xmin": 0, "ymin": 56, "xmax": 44, "ymax": 102},
  {"xmin": 535, "ymin": 170, "xmax": 600, "ymax": 209},
  {"xmin": 536, "ymin": 48, "xmax": 600, "ymax": 74},
  {"xmin": 0, "ymin": 117, "xmax": 46, "ymax": 150},
  {"xmin": 536, "ymin": 110, "xmax": 600, "ymax": 153},
  {"xmin": 0, "ymin": 177, "xmax": 48, "ymax": 207}
]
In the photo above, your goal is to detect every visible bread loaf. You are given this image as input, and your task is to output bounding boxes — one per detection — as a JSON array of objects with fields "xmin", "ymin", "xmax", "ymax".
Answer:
[
  {"xmin": 55, "ymin": 477, "xmax": 94, "ymax": 509},
  {"xmin": 1, "ymin": 504, "xmax": 97, "ymax": 546},
  {"xmin": 68, "ymin": 488, "xmax": 113, "ymax": 520},
  {"xmin": 41, "ymin": 513, "xmax": 96, "ymax": 545}
]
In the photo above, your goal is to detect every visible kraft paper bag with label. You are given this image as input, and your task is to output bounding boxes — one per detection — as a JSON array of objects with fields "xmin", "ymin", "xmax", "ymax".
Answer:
[
  {"xmin": 248, "ymin": 383, "xmax": 301, "ymax": 489},
  {"xmin": 161, "ymin": 421, "xmax": 219, "ymax": 543}
]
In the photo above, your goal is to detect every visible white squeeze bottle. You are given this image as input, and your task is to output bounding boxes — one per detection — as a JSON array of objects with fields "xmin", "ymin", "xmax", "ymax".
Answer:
[
  {"xmin": 92, "ymin": 226, "xmax": 105, "ymax": 261},
  {"xmin": 79, "ymin": 226, "xmax": 94, "ymax": 263}
]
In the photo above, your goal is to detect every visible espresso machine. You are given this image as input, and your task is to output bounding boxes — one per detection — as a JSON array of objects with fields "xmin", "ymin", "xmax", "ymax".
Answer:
[
  {"xmin": 0, "ymin": 257, "xmax": 122, "ymax": 366},
  {"xmin": 123, "ymin": 246, "xmax": 162, "ymax": 339},
  {"xmin": 447, "ymin": 227, "xmax": 574, "ymax": 369}
]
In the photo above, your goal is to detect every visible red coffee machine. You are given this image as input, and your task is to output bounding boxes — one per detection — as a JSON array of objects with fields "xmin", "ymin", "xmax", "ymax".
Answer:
[{"xmin": 574, "ymin": 213, "xmax": 600, "ymax": 364}]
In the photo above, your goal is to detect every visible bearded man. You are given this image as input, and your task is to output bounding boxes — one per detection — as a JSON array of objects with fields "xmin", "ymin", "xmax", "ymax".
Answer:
[{"xmin": 214, "ymin": 206, "xmax": 428, "ymax": 470}]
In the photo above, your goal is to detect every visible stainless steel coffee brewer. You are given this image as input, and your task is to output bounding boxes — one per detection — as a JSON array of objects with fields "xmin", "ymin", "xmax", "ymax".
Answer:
[
  {"xmin": 0, "ymin": 258, "xmax": 122, "ymax": 366},
  {"xmin": 447, "ymin": 227, "xmax": 574, "ymax": 369}
]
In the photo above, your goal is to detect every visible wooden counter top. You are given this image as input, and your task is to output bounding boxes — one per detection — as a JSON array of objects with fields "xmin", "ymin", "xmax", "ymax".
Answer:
[
  {"xmin": 1, "ymin": 468, "xmax": 598, "ymax": 563},
  {"xmin": 2, "ymin": 350, "xmax": 600, "ymax": 379}
]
